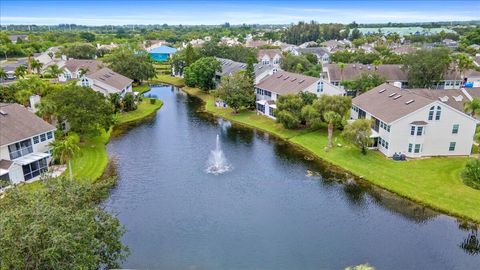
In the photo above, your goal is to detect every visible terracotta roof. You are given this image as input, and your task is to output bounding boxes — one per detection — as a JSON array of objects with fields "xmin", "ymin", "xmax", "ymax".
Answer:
[
  {"xmin": 353, "ymin": 83, "xmax": 472, "ymax": 123},
  {"xmin": 257, "ymin": 49, "xmax": 282, "ymax": 61},
  {"xmin": 63, "ymin": 59, "xmax": 103, "ymax": 74},
  {"xmin": 0, "ymin": 103, "xmax": 55, "ymax": 146},
  {"xmin": 255, "ymin": 71, "xmax": 319, "ymax": 95},
  {"xmin": 86, "ymin": 67, "xmax": 133, "ymax": 91}
]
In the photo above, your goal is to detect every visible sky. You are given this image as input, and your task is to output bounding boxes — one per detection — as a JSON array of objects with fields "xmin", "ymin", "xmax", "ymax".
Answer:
[{"xmin": 1, "ymin": 0, "xmax": 479, "ymax": 26}]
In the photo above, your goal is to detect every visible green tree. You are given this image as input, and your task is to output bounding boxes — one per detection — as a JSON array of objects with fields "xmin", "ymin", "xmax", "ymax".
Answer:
[
  {"xmin": 402, "ymin": 48, "xmax": 451, "ymax": 88},
  {"xmin": 109, "ymin": 93, "xmax": 123, "ymax": 113},
  {"xmin": 464, "ymin": 98, "xmax": 480, "ymax": 118},
  {"xmin": 338, "ymin": 62, "xmax": 346, "ymax": 81},
  {"xmin": 245, "ymin": 56, "xmax": 256, "ymax": 86},
  {"xmin": 184, "ymin": 57, "xmax": 221, "ymax": 90},
  {"xmin": 350, "ymin": 28, "xmax": 363, "ymax": 41},
  {"xmin": 215, "ymin": 72, "xmax": 255, "ymax": 113},
  {"xmin": 105, "ymin": 47, "xmax": 156, "ymax": 84},
  {"xmin": 453, "ymin": 53, "xmax": 474, "ymax": 81},
  {"xmin": 185, "ymin": 43, "xmax": 197, "ymax": 67},
  {"xmin": 36, "ymin": 98, "xmax": 56, "ymax": 123},
  {"xmin": 0, "ymin": 178, "xmax": 129, "ymax": 269},
  {"xmin": 79, "ymin": 31, "xmax": 96, "ymax": 42},
  {"xmin": 29, "ymin": 59, "xmax": 43, "ymax": 74},
  {"xmin": 46, "ymin": 85, "xmax": 115, "ymax": 138},
  {"xmin": 14, "ymin": 65, "xmax": 27, "ymax": 79},
  {"xmin": 123, "ymin": 92, "xmax": 136, "ymax": 112},
  {"xmin": 50, "ymin": 134, "xmax": 80, "ymax": 181},
  {"xmin": 324, "ymin": 111, "xmax": 342, "ymax": 149},
  {"xmin": 46, "ymin": 64, "xmax": 62, "ymax": 78},
  {"xmin": 461, "ymin": 159, "xmax": 480, "ymax": 190},
  {"xmin": 342, "ymin": 119, "xmax": 373, "ymax": 154},
  {"xmin": 14, "ymin": 89, "xmax": 32, "ymax": 106},
  {"xmin": 276, "ymin": 94, "xmax": 305, "ymax": 129},
  {"xmin": 0, "ymin": 68, "xmax": 7, "ymax": 81},
  {"xmin": 341, "ymin": 73, "xmax": 386, "ymax": 95},
  {"xmin": 61, "ymin": 43, "xmax": 97, "ymax": 59}
]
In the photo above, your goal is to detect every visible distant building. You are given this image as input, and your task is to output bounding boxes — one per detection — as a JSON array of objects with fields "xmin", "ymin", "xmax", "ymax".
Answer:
[
  {"xmin": 245, "ymin": 39, "xmax": 271, "ymax": 48},
  {"xmin": 215, "ymin": 58, "xmax": 278, "ymax": 86},
  {"xmin": 78, "ymin": 67, "xmax": 133, "ymax": 96},
  {"xmin": 255, "ymin": 71, "xmax": 345, "ymax": 119},
  {"xmin": 34, "ymin": 46, "xmax": 65, "ymax": 74},
  {"xmin": 0, "ymin": 103, "xmax": 55, "ymax": 185},
  {"xmin": 257, "ymin": 49, "xmax": 282, "ymax": 67},
  {"xmin": 59, "ymin": 59, "xmax": 103, "ymax": 82},
  {"xmin": 8, "ymin": 34, "xmax": 28, "ymax": 43},
  {"xmin": 295, "ymin": 47, "xmax": 331, "ymax": 64},
  {"xmin": 148, "ymin": 45, "xmax": 177, "ymax": 62},
  {"xmin": 351, "ymin": 83, "xmax": 478, "ymax": 157}
]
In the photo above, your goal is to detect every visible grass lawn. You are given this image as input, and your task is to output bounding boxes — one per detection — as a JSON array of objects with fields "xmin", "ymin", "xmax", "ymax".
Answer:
[
  {"xmin": 132, "ymin": 83, "xmax": 151, "ymax": 94},
  {"xmin": 157, "ymin": 76, "xmax": 480, "ymax": 223},
  {"xmin": 115, "ymin": 98, "xmax": 163, "ymax": 125}
]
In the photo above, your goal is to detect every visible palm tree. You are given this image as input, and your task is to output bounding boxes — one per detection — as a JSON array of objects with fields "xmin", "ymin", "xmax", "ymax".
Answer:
[
  {"xmin": 464, "ymin": 98, "xmax": 480, "ymax": 118},
  {"xmin": 50, "ymin": 135, "xmax": 80, "ymax": 181},
  {"xmin": 14, "ymin": 89, "xmax": 32, "ymax": 107},
  {"xmin": 79, "ymin": 67, "xmax": 89, "ymax": 78},
  {"xmin": 323, "ymin": 111, "xmax": 341, "ymax": 149},
  {"xmin": 0, "ymin": 68, "xmax": 7, "ymax": 81},
  {"xmin": 46, "ymin": 64, "xmax": 62, "ymax": 78},
  {"xmin": 36, "ymin": 99, "xmax": 56, "ymax": 123},
  {"xmin": 14, "ymin": 65, "xmax": 27, "ymax": 79},
  {"xmin": 29, "ymin": 59, "xmax": 43, "ymax": 75},
  {"xmin": 338, "ymin": 62, "xmax": 346, "ymax": 82}
]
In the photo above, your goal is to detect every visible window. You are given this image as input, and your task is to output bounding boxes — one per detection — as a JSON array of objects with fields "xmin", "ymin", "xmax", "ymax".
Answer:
[
  {"xmin": 47, "ymin": 131, "xmax": 53, "ymax": 139},
  {"xmin": 317, "ymin": 81, "xmax": 324, "ymax": 93},
  {"xmin": 408, "ymin": 143, "xmax": 413, "ymax": 153},
  {"xmin": 22, "ymin": 158, "xmax": 48, "ymax": 181},
  {"xmin": 269, "ymin": 108, "xmax": 276, "ymax": 117},
  {"xmin": 8, "ymin": 139, "xmax": 33, "ymax": 160},
  {"xmin": 256, "ymin": 88, "xmax": 262, "ymax": 95},
  {"xmin": 410, "ymin": 126, "xmax": 415, "ymax": 135},
  {"xmin": 416, "ymin": 126, "xmax": 423, "ymax": 136},
  {"xmin": 33, "ymin": 136, "xmax": 39, "ymax": 144},
  {"xmin": 414, "ymin": 144, "xmax": 421, "ymax": 153},
  {"xmin": 256, "ymin": 103, "xmax": 265, "ymax": 113},
  {"xmin": 452, "ymin": 124, "xmax": 459, "ymax": 134},
  {"xmin": 40, "ymin": 133, "xmax": 46, "ymax": 142},
  {"xmin": 449, "ymin": 142, "xmax": 456, "ymax": 151},
  {"xmin": 435, "ymin": 106, "xmax": 441, "ymax": 120},
  {"xmin": 265, "ymin": 90, "xmax": 272, "ymax": 97},
  {"xmin": 428, "ymin": 106, "xmax": 434, "ymax": 120}
]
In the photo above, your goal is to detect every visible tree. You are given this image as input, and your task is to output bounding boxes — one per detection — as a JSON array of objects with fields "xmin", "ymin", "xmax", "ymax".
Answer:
[
  {"xmin": 0, "ymin": 178, "xmax": 129, "ymax": 269},
  {"xmin": 29, "ymin": 59, "xmax": 43, "ymax": 74},
  {"xmin": 276, "ymin": 94, "xmax": 305, "ymax": 129},
  {"xmin": 0, "ymin": 68, "xmax": 7, "ymax": 81},
  {"xmin": 50, "ymin": 134, "xmax": 80, "ymax": 181},
  {"xmin": 46, "ymin": 85, "xmax": 114, "ymax": 138},
  {"xmin": 341, "ymin": 73, "xmax": 386, "ymax": 95},
  {"xmin": 105, "ymin": 47, "xmax": 156, "ymax": 84},
  {"xmin": 338, "ymin": 62, "xmax": 346, "ymax": 81},
  {"xmin": 46, "ymin": 64, "xmax": 62, "ymax": 78},
  {"xmin": 109, "ymin": 93, "xmax": 123, "ymax": 113},
  {"xmin": 402, "ymin": 48, "xmax": 451, "ymax": 88},
  {"xmin": 350, "ymin": 28, "xmax": 363, "ymax": 41},
  {"xmin": 215, "ymin": 72, "xmax": 255, "ymax": 113},
  {"xmin": 184, "ymin": 43, "xmax": 197, "ymax": 67},
  {"xmin": 461, "ymin": 159, "xmax": 480, "ymax": 190},
  {"xmin": 79, "ymin": 31, "xmax": 96, "ymax": 42},
  {"xmin": 324, "ymin": 111, "xmax": 342, "ymax": 149},
  {"xmin": 245, "ymin": 56, "xmax": 256, "ymax": 86},
  {"xmin": 14, "ymin": 65, "xmax": 27, "ymax": 78},
  {"xmin": 123, "ymin": 92, "xmax": 136, "ymax": 112},
  {"xmin": 61, "ymin": 43, "xmax": 97, "ymax": 59},
  {"xmin": 342, "ymin": 119, "xmax": 373, "ymax": 154},
  {"xmin": 464, "ymin": 98, "xmax": 480, "ymax": 118},
  {"xmin": 36, "ymin": 98, "xmax": 56, "ymax": 123},
  {"xmin": 184, "ymin": 57, "xmax": 221, "ymax": 90},
  {"xmin": 452, "ymin": 53, "xmax": 474, "ymax": 82}
]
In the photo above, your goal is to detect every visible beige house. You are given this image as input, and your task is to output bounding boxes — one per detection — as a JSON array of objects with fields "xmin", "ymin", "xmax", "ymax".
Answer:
[{"xmin": 58, "ymin": 59, "xmax": 103, "ymax": 82}]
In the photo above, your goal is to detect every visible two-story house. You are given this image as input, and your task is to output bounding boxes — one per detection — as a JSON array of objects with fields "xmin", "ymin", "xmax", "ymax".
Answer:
[
  {"xmin": 58, "ymin": 59, "xmax": 103, "ymax": 82},
  {"xmin": 255, "ymin": 71, "xmax": 345, "ymax": 119},
  {"xmin": 295, "ymin": 47, "xmax": 331, "ymax": 64},
  {"xmin": 350, "ymin": 83, "xmax": 478, "ymax": 157},
  {"xmin": 257, "ymin": 49, "xmax": 282, "ymax": 67},
  {"xmin": 0, "ymin": 103, "xmax": 56, "ymax": 185},
  {"xmin": 78, "ymin": 67, "xmax": 133, "ymax": 96},
  {"xmin": 215, "ymin": 58, "xmax": 278, "ymax": 86}
]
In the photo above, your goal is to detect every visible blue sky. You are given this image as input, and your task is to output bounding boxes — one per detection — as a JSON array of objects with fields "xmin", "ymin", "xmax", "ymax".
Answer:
[{"xmin": 1, "ymin": 0, "xmax": 479, "ymax": 25}]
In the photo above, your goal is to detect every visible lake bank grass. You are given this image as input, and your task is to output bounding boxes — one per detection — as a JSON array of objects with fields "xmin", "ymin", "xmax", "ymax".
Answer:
[{"xmin": 162, "ymin": 76, "xmax": 480, "ymax": 223}]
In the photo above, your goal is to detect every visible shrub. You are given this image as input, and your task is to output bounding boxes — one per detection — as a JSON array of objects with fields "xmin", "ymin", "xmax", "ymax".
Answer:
[
  {"xmin": 461, "ymin": 159, "xmax": 480, "ymax": 190},
  {"xmin": 149, "ymin": 98, "xmax": 156, "ymax": 105}
]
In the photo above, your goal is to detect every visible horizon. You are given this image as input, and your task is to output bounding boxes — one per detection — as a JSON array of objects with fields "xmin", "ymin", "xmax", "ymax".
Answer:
[{"xmin": 1, "ymin": 0, "xmax": 480, "ymax": 26}]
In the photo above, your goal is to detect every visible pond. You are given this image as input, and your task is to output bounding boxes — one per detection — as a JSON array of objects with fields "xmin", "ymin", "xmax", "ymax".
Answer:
[{"xmin": 104, "ymin": 85, "xmax": 480, "ymax": 270}]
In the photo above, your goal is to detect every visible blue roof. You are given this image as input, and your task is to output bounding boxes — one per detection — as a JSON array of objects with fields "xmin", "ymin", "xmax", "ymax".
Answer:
[{"xmin": 149, "ymin": 45, "xmax": 177, "ymax": 54}]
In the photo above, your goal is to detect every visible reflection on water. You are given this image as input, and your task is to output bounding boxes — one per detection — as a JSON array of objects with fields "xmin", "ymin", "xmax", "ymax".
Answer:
[{"xmin": 106, "ymin": 85, "xmax": 479, "ymax": 270}]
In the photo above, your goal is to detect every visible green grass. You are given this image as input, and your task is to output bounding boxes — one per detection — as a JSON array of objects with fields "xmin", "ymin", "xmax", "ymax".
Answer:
[
  {"xmin": 157, "ymin": 76, "xmax": 480, "ymax": 223},
  {"xmin": 132, "ymin": 83, "xmax": 151, "ymax": 94},
  {"xmin": 116, "ymin": 99, "xmax": 163, "ymax": 125}
]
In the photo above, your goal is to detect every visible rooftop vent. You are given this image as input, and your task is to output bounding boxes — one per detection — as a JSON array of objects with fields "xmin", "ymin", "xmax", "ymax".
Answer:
[
  {"xmin": 0, "ymin": 109, "xmax": 7, "ymax": 116},
  {"xmin": 393, "ymin": 95, "xmax": 402, "ymax": 100},
  {"xmin": 378, "ymin": 88, "xmax": 386, "ymax": 93},
  {"xmin": 283, "ymin": 76, "xmax": 290, "ymax": 80},
  {"xmin": 277, "ymin": 74, "xmax": 283, "ymax": 78},
  {"xmin": 405, "ymin": 99, "xmax": 414, "ymax": 105},
  {"xmin": 453, "ymin": 95, "xmax": 463, "ymax": 101},
  {"xmin": 291, "ymin": 78, "xmax": 297, "ymax": 82},
  {"xmin": 439, "ymin": 96, "xmax": 449, "ymax": 102},
  {"xmin": 389, "ymin": 92, "xmax": 397, "ymax": 97},
  {"xmin": 299, "ymin": 79, "xmax": 305, "ymax": 83}
]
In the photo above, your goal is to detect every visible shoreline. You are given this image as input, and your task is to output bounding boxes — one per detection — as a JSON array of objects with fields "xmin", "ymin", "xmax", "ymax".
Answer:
[{"xmin": 155, "ymin": 76, "xmax": 480, "ymax": 223}]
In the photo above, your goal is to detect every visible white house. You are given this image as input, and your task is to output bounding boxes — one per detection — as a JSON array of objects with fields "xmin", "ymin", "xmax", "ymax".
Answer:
[
  {"xmin": 215, "ymin": 58, "xmax": 278, "ymax": 86},
  {"xmin": 257, "ymin": 49, "xmax": 282, "ymax": 67},
  {"xmin": 255, "ymin": 71, "xmax": 346, "ymax": 119},
  {"xmin": 0, "ymin": 103, "xmax": 55, "ymax": 185},
  {"xmin": 78, "ymin": 67, "xmax": 133, "ymax": 96},
  {"xmin": 58, "ymin": 59, "xmax": 103, "ymax": 82},
  {"xmin": 350, "ymin": 83, "xmax": 478, "ymax": 158},
  {"xmin": 34, "ymin": 46, "xmax": 65, "ymax": 74},
  {"xmin": 294, "ymin": 47, "xmax": 331, "ymax": 64}
]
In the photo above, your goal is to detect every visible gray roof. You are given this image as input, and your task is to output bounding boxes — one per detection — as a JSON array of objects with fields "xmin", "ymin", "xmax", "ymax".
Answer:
[
  {"xmin": 257, "ymin": 49, "xmax": 282, "ymax": 61},
  {"xmin": 353, "ymin": 83, "xmax": 472, "ymax": 123},
  {"xmin": 0, "ymin": 103, "xmax": 55, "ymax": 146},
  {"xmin": 86, "ymin": 67, "xmax": 133, "ymax": 91},
  {"xmin": 464, "ymin": 87, "xmax": 480, "ymax": 99},
  {"xmin": 216, "ymin": 58, "xmax": 276, "ymax": 78},
  {"xmin": 297, "ymin": 47, "xmax": 330, "ymax": 57},
  {"xmin": 63, "ymin": 59, "xmax": 103, "ymax": 74},
  {"xmin": 255, "ymin": 71, "xmax": 319, "ymax": 95},
  {"xmin": 0, "ymin": 160, "xmax": 13, "ymax": 170},
  {"xmin": 8, "ymin": 35, "xmax": 28, "ymax": 42}
]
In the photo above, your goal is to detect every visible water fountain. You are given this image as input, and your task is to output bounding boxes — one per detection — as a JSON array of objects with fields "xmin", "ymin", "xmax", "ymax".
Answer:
[{"xmin": 206, "ymin": 135, "xmax": 232, "ymax": 175}]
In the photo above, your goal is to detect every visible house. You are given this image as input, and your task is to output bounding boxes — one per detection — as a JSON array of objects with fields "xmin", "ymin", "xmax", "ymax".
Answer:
[
  {"xmin": 215, "ymin": 58, "xmax": 278, "ymax": 86},
  {"xmin": 295, "ymin": 47, "xmax": 331, "ymax": 64},
  {"xmin": 97, "ymin": 43, "xmax": 118, "ymax": 51},
  {"xmin": 148, "ymin": 45, "xmax": 177, "ymax": 62},
  {"xmin": 255, "ymin": 71, "xmax": 345, "ymax": 119},
  {"xmin": 0, "ymin": 103, "xmax": 55, "ymax": 185},
  {"xmin": 272, "ymin": 41, "xmax": 296, "ymax": 53},
  {"xmin": 390, "ymin": 45, "xmax": 418, "ymax": 55},
  {"xmin": 245, "ymin": 39, "xmax": 271, "ymax": 48},
  {"xmin": 443, "ymin": 39, "xmax": 458, "ymax": 49},
  {"xmin": 34, "ymin": 46, "xmax": 65, "ymax": 74},
  {"xmin": 219, "ymin": 37, "xmax": 242, "ymax": 46},
  {"xmin": 321, "ymin": 39, "xmax": 352, "ymax": 52},
  {"xmin": 257, "ymin": 49, "xmax": 282, "ymax": 67},
  {"xmin": 468, "ymin": 44, "xmax": 480, "ymax": 51},
  {"xmin": 58, "ymin": 59, "xmax": 103, "ymax": 82},
  {"xmin": 323, "ymin": 63, "xmax": 480, "ymax": 90},
  {"xmin": 142, "ymin": 40, "xmax": 167, "ymax": 51},
  {"xmin": 78, "ymin": 67, "xmax": 133, "ymax": 96},
  {"xmin": 350, "ymin": 83, "xmax": 478, "ymax": 158},
  {"xmin": 8, "ymin": 34, "xmax": 28, "ymax": 43}
]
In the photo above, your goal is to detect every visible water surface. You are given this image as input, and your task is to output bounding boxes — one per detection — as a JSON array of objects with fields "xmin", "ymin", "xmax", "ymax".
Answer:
[{"xmin": 105, "ymin": 85, "xmax": 479, "ymax": 270}]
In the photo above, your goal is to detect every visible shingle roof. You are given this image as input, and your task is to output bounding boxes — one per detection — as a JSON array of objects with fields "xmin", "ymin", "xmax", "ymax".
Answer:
[
  {"xmin": 353, "ymin": 83, "xmax": 472, "ymax": 123},
  {"xmin": 63, "ymin": 59, "xmax": 103, "ymax": 74},
  {"xmin": 297, "ymin": 47, "xmax": 330, "ymax": 57},
  {"xmin": 257, "ymin": 49, "xmax": 282, "ymax": 61},
  {"xmin": 216, "ymin": 58, "xmax": 275, "ymax": 78},
  {"xmin": 0, "ymin": 103, "xmax": 55, "ymax": 146},
  {"xmin": 86, "ymin": 67, "xmax": 133, "ymax": 91},
  {"xmin": 0, "ymin": 159, "xmax": 13, "ymax": 170},
  {"xmin": 255, "ymin": 71, "xmax": 319, "ymax": 95}
]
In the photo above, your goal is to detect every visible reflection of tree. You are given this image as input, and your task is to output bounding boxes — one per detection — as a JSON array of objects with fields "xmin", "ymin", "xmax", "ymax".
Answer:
[
  {"xmin": 342, "ymin": 182, "xmax": 367, "ymax": 207},
  {"xmin": 458, "ymin": 220, "xmax": 480, "ymax": 256}
]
